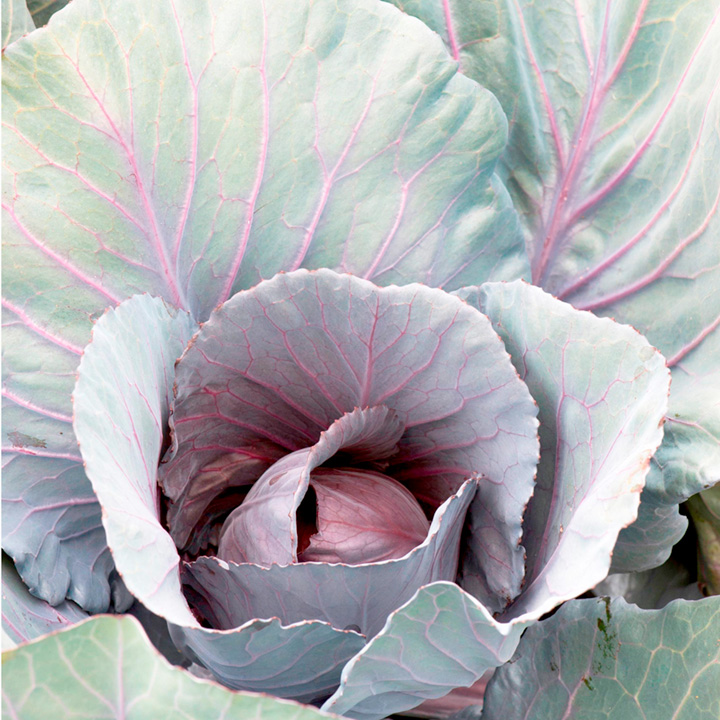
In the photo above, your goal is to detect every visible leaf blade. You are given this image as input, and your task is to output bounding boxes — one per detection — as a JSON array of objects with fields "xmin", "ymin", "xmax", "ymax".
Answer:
[
  {"xmin": 1, "ymin": 614, "xmax": 345, "ymax": 720},
  {"xmin": 1, "ymin": 552, "xmax": 87, "ymax": 645},
  {"xmin": 1, "ymin": 0, "xmax": 34, "ymax": 50},
  {"xmin": 321, "ymin": 582, "xmax": 528, "ymax": 720},
  {"xmin": 73, "ymin": 295, "xmax": 198, "ymax": 626},
  {"xmin": 462, "ymin": 280, "xmax": 670, "ymax": 619},
  {"xmin": 482, "ymin": 596, "xmax": 720, "ymax": 720}
]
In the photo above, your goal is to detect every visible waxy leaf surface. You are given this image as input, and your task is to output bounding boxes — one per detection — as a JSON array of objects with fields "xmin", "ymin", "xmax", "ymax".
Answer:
[
  {"xmin": 1, "ymin": 614, "xmax": 344, "ymax": 720},
  {"xmin": 613, "ymin": 320, "xmax": 720, "ymax": 571},
  {"xmin": 610, "ymin": 492, "xmax": 688, "ymax": 573},
  {"xmin": 168, "ymin": 618, "xmax": 365, "ymax": 703},
  {"xmin": 2, "ymin": 0, "xmax": 525, "ymax": 611},
  {"xmin": 1, "ymin": 552, "xmax": 87, "ymax": 645},
  {"xmin": 322, "ymin": 582, "xmax": 528, "ymax": 720},
  {"xmin": 73, "ymin": 295, "xmax": 198, "ymax": 626},
  {"xmin": 482, "ymin": 596, "xmax": 720, "ymax": 720},
  {"xmin": 460, "ymin": 281, "xmax": 669, "ymax": 619},
  {"xmin": 388, "ymin": 0, "xmax": 720, "ymax": 570},
  {"xmin": 1, "ymin": 449, "xmax": 121, "ymax": 612}
]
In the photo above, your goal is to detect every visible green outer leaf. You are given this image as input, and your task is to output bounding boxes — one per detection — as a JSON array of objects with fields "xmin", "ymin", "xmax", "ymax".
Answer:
[
  {"xmin": 387, "ymin": 0, "xmax": 720, "ymax": 571},
  {"xmin": 386, "ymin": 0, "xmax": 720, "ymax": 345},
  {"xmin": 2, "ymin": 0, "xmax": 526, "ymax": 611},
  {"xmin": 461, "ymin": 280, "xmax": 669, "ymax": 620},
  {"xmin": 687, "ymin": 484, "xmax": 720, "ymax": 595},
  {"xmin": 1, "ymin": 552, "xmax": 87, "ymax": 645},
  {"xmin": 2, "ymin": 0, "xmax": 525, "ymax": 320},
  {"xmin": 482, "ymin": 596, "xmax": 720, "ymax": 720},
  {"xmin": 26, "ymin": 0, "xmax": 69, "ymax": 27},
  {"xmin": 321, "ymin": 582, "xmax": 528, "ymax": 720},
  {"xmin": 1, "ymin": 614, "xmax": 343, "ymax": 720},
  {"xmin": 1, "ymin": 0, "xmax": 34, "ymax": 50}
]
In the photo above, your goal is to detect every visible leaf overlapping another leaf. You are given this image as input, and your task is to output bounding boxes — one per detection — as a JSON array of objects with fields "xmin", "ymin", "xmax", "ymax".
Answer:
[
  {"xmin": 25, "ymin": 0, "xmax": 68, "ymax": 27},
  {"xmin": 1, "ymin": 552, "xmax": 87, "ymax": 646},
  {"xmin": 72, "ymin": 293, "xmax": 366, "ymax": 700},
  {"xmin": 1, "ymin": 0, "xmax": 34, "ymax": 50},
  {"xmin": 458, "ymin": 281, "xmax": 669, "ymax": 618},
  {"xmin": 2, "ymin": 0, "xmax": 526, "ymax": 612},
  {"xmin": 482, "ymin": 596, "xmax": 720, "ymax": 720},
  {"xmin": 2, "ymin": 614, "xmax": 344, "ymax": 720},
  {"xmin": 387, "ymin": 0, "xmax": 720, "ymax": 575},
  {"xmin": 161, "ymin": 270, "xmax": 539, "ymax": 608},
  {"xmin": 71, "ymin": 271, "xmax": 542, "ymax": 703},
  {"xmin": 1, "ymin": 0, "xmax": 715, "ymax": 716}
]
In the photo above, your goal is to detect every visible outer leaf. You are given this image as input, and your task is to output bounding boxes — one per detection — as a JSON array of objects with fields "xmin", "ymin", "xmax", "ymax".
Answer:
[
  {"xmin": 593, "ymin": 558, "xmax": 703, "ymax": 610},
  {"xmin": 183, "ymin": 479, "xmax": 476, "ymax": 640},
  {"xmin": 610, "ymin": 491, "xmax": 688, "ymax": 573},
  {"xmin": 321, "ymin": 582, "xmax": 529, "ymax": 720},
  {"xmin": 482, "ymin": 596, "xmax": 720, "ymax": 720},
  {"xmin": 161, "ymin": 269, "xmax": 539, "ymax": 605},
  {"xmin": 1, "ymin": 552, "xmax": 86, "ymax": 645},
  {"xmin": 2, "ymin": 0, "xmax": 526, "ymax": 612},
  {"xmin": 73, "ymin": 295, "xmax": 198, "ymax": 626},
  {"xmin": 388, "ymin": 0, "xmax": 720, "ymax": 570},
  {"xmin": 26, "ymin": 0, "xmax": 69, "ymax": 27},
  {"xmin": 1, "ymin": 614, "xmax": 344, "ymax": 720},
  {"xmin": 168, "ymin": 620, "xmax": 364, "ymax": 702},
  {"xmin": 72, "ymin": 293, "xmax": 363, "ymax": 699},
  {"xmin": 2, "ymin": 0, "xmax": 34, "ymax": 49},
  {"xmin": 461, "ymin": 281, "xmax": 669, "ymax": 620},
  {"xmin": 2, "ymin": 235, "xmax": 123, "ymax": 612},
  {"xmin": 614, "ymin": 323, "xmax": 720, "ymax": 571},
  {"xmin": 1, "ymin": 450, "xmax": 122, "ymax": 612}
]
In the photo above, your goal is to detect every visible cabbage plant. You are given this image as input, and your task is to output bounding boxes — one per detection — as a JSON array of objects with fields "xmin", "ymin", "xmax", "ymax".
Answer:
[{"xmin": 2, "ymin": 0, "xmax": 719, "ymax": 718}]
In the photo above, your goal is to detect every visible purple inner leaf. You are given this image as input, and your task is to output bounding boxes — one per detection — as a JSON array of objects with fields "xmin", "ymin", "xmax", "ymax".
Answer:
[
  {"xmin": 183, "ymin": 477, "xmax": 478, "ymax": 638},
  {"xmin": 298, "ymin": 467, "xmax": 430, "ymax": 565},
  {"xmin": 216, "ymin": 405, "xmax": 408, "ymax": 566}
]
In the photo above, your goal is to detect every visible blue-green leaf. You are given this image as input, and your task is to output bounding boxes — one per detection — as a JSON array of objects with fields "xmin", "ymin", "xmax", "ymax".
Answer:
[
  {"xmin": 1, "ymin": 552, "xmax": 86, "ymax": 645},
  {"xmin": 460, "ymin": 281, "xmax": 670, "ymax": 620},
  {"xmin": 2, "ymin": 614, "xmax": 344, "ymax": 720},
  {"xmin": 483, "ymin": 596, "xmax": 720, "ymax": 720},
  {"xmin": 322, "ymin": 582, "xmax": 528, "ymax": 720}
]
